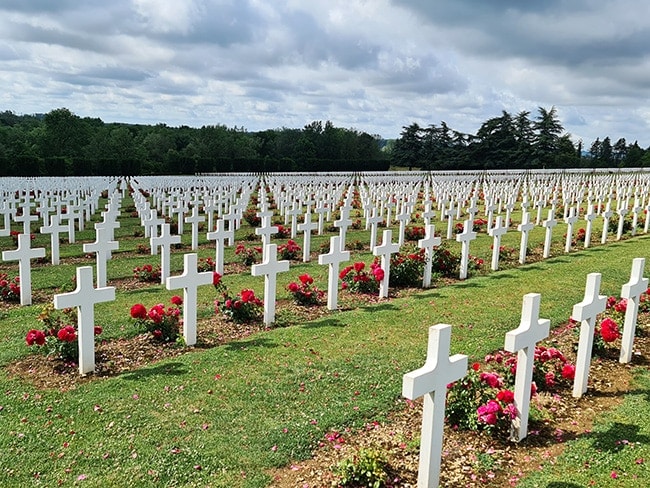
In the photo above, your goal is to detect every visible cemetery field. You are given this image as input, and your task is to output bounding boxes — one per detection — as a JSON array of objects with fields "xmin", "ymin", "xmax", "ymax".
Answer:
[{"xmin": 1, "ymin": 173, "xmax": 650, "ymax": 487}]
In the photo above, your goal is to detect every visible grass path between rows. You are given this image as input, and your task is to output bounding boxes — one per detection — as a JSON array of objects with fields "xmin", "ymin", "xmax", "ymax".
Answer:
[{"xmin": 1, "ymin": 235, "xmax": 649, "ymax": 487}]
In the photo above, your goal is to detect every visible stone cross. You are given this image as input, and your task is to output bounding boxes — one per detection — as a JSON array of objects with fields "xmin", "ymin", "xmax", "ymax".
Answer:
[
  {"xmin": 366, "ymin": 206, "xmax": 383, "ymax": 251},
  {"xmin": 619, "ymin": 258, "xmax": 648, "ymax": 364},
  {"xmin": 334, "ymin": 206, "xmax": 353, "ymax": 251},
  {"xmin": 504, "ymin": 293, "xmax": 550, "ymax": 441},
  {"xmin": 402, "ymin": 324, "xmax": 468, "ymax": 488},
  {"xmin": 184, "ymin": 205, "xmax": 205, "ymax": 250},
  {"xmin": 166, "ymin": 253, "xmax": 214, "ymax": 346},
  {"xmin": 40, "ymin": 214, "xmax": 67, "ymax": 265},
  {"xmin": 488, "ymin": 216, "xmax": 508, "ymax": 271},
  {"xmin": 373, "ymin": 229, "xmax": 400, "ymax": 298},
  {"xmin": 571, "ymin": 273, "xmax": 607, "ymax": 398},
  {"xmin": 541, "ymin": 210, "xmax": 558, "ymax": 259},
  {"xmin": 396, "ymin": 209, "xmax": 410, "ymax": 247},
  {"xmin": 445, "ymin": 203, "xmax": 456, "ymax": 240},
  {"xmin": 297, "ymin": 211, "xmax": 318, "ymax": 262},
  {"xmin": 206, "ymin": 218, "xmax": 233, "ymax": 275},
  {"xmin": 2, "ymin": 233, "xmax": 46, "ymax": 306},
  {"xmin": 517, "ymin": 210, "xmax": 535, "ymax": 264},
  {"xmin": 251, "ymin": 243, "xmax": 290, "ymax": 325},
  {"xmin": 318, "ymin": 236, "xmax": 351, "ymax": 310},
  {"xmin": 418, "ymin": 224, "xmax": 441, "ymax": 288},
  {"xmin": 601, "ymin": 201, "xmax": 613, "ymax": 244},
  {"xmin": 564, "ymin": 207, "xmax": 578, "ymax": 253},
  {"xmin": 455, "ymin": 219, "xmax": 477, "ymax": 280},
  {"xmin": 151, "ymin": 223, "xmax": 181, "ymax": 284},
  {"xmin": 53, "ymin": 266, "xmax": 115, "ymax": 375},
  {"xmin": 580, "ymin": 204, "xmax": 595, "ymax": 249},
  {"xmin": 83, "ymin": 226, "xmax": 119, "ymax": 288}
]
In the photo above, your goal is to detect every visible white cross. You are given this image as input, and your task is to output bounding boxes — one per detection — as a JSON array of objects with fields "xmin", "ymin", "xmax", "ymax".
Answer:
[
  {"xmin": 151, "ymin": 223, "xmax": 181, "ymax": 284},
  {"xmin": 184, "ymin": 205, "xmax": 205, "ymax": 250},
  {"xmin": 206, "ymin": 218, "xmax": 233, "ymax": 275},
  {"xmin": 403, "ymin": 324, "xmax": 468, "ymax": 488},
  {"xmin": 517, "ymin": 210, "xmax": 535, "ymax": 264},
  {"xmin": 601, "ymin": 201, "xmax": 613, "ymax": 244},
  {"xmin": 286, "ymin": 202, "xmax": 302, "ymax": 239},
  {"xmin": 2, "ymin": 233, "xmax": 46, "ymax": 306},
  {"xmin": 541, "ymin": 210, "xmax": 558, "ymax": 259},
  {"xmin": 418, "ymin": 224, "xmax": 441, "ymax": 288},
  {"xmin": 83, "ymin": 226, "xmax": 119, "ymax": 287},
  {"xmin": 166, "ymin": 253, "xmax": 214, "ymax": 346},
  {"xmin": 251, "ymin": 243, "xmax": 290, "ymax": 325},
  {"xmin": 318, "ymin": 236, "xmax": 350, "ymax": 310},
  {"xmin": 616, "ymin": 204, "xmax": 627, "ymax": 241},
  {"xmin": 373, "ymin": 229, "xmax": 400, "ymax": 298},
  {"xmin": 40, "ymin": 214, "xmax": 67, "ymax": 265},
  {"xmin": 564, "ymin": 207, "xmax": 578, "ymax": 253},
  {"xmin": 571, "ymin": 273, "xmax": 607, "ymax": 398},
  {"xmin": 445, "ymin": 203, "xmax": 456, "ymax": 240},
  {"xmin": 488, "ymin": 216, "xmax": 508, "ymax": 271},
  {"xmin": 455, "ymin": 219, "xmax": 477, "ymax": 280},
  {"xmin": 422, "ymin": 201, "xmax": 436, "ymax": 227},
  {"xmin": 255, "ymin": 213, "xmax": 278, "ymax": 253},
  {"xmin": 297, "ymin": 211, "xmax": 318, "ymax": 262},
  {"xmin": 396, "ymin": 210, "xmax": 410, "ymax": 246},
  {"xmin": 366, "ymin": 206, "xmax": 383, "ymax": 251},
  {"xmin": 14, "ymin": 197, "xmax": 38, "ymax": 234},
  {"xmin": 334, "ymin": 206, "xmax": 353, "ymax": 251},
  {"xmin": 504, "ymin": 293, "xmax": 550, "ymax": 441},
  {"xmin": 583, "ymin": 204, "xmax": 597, "ymax": 248},
  {"xmin": 53, "ymin": 266, "xmax": 115, "ymax": 375},
  {"xmin": 619, "ymin": 258, "xmax": 648, "ymax": 364},
  {"xmin": 0, "ymin": 201, "xmax": 12, "ymax": 237},
  {"xmin": 631, "ymin": 198, "xmax": 643, "ymax": 237}
]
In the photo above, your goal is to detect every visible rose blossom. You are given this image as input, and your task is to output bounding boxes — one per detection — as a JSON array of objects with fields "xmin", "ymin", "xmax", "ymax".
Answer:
[{"xmin": 130, "ymin": 303, "xmax": 147, "ymax": 320}]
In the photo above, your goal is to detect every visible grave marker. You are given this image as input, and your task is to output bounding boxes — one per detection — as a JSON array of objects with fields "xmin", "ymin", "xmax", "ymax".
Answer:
[
  {"xmin": 185, "ymin": 205, "xmax": 205, "ymax": 250},
  {"xmin": 40, "ymin": 214, "xmax": 67, "ymax": 265},
  {"xmin": 571, "ymin": 273, "xmax": 607, "ymax": 398},
  {"xmin": 403, "ymin": 324, "xmax": 468, "ymax": 488},
  {"xmin": 619, "ymin": 258, "xmax": 648, "ymax": 364},
  {"xmin": 83, "ymin": 226, "xmax": 119, "ymax": 287},
  {"xmin": 455, "ymin": 219, "xmax": 477, "ymax": 280},
  {"xmin": 206, "ymin": 218, "xmax": 233, "ymax": 275},
  {"xmin": 150, "ymin": 223, "xmax": 181, "ymax": 284},
  {"xmin": 318, "ymin": 236, "xmax": 351, "ymax": 310},
  {"xmin": 251, "ymin": 243, "xmax": 290, "ymax": 325},
  {"xmin": 418, "ymin": 224, "xmax": 441, "ymax": 288},
  {"xmin": 53, "ymin": 266, "xmax": 115, "ymax": 375},
  {"xmin": 504, "ymin": 293, "xmax": 550, "ymax": 441},
  {"xmin": 166, "ymin": 253, "xmax": 214, "ymax": 346},
  {"xmin": 373, "ymin": 229, "xmax": 400, "ymax": 298},
  {"xmin": 517, "ymin": 210, "xmax": 534, "ymax": 264},
  {"xmin": 542, "ymin": 210, "xmax": 558, "ymax": 259},
  {"xmin": 297, "ymin": 211, "xmax": 318, "ymax": 262},
  {"xmin": 1, "ymin": 233, "xmax": 46, "ymax": 306}
]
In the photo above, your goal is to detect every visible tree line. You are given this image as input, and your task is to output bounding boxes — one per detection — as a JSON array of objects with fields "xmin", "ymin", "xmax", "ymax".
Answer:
[
  {"xmin": 0, "ymin": 109, "xmax": 388, "ymax": 176},
  {"xmin": 391, "ymin": 107, "xmax": 650, "ymax": 170}
]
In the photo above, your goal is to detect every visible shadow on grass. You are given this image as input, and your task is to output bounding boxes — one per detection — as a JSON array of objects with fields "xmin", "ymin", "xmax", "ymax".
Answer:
[
  {"xmin": 224, "ymin": 337, "xmax": 278, "ymax": 351},
  {"xmin": 302, "ymin": 318, "xmax": 346, "ymax": 329},
  {"xmin": 122, "ymin": 286, "xmax": 165, "ymax": 296},
  {"xmin": 360, "ymin": 303, "xmax": 400, "ymax": 312},
  {"xmin": 120, "ymin": 361, "xmax": 187, "ymax": 380},
  {"xmin": 589, "ymin": 421, "xmax": 650, "ymax": 453}
]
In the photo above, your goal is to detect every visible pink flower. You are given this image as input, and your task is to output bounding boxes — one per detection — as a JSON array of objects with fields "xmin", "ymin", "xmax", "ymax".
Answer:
[
  {"xmin": 614, "ymin": 299, "xmax": 627, "ymax": 313},
  {"xmin": 373, "ymin": 267, "xmax": 385, "ymax": 281},
  {"xmin": 477, "ymin": 400, "xmax": 502, "ymax": 425},
  {"xmin": 503, "ymin": 403, "xmax": 518, "ymax": 420},
  {"xmin": 480, "ymin": 372, "xmax": 503, "ymax": 388}
]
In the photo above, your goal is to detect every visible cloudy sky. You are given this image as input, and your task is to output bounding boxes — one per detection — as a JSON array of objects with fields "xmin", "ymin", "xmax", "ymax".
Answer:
[{"xmin": 1, "ymin": 0, "xmax": 649, "ymax": 147}]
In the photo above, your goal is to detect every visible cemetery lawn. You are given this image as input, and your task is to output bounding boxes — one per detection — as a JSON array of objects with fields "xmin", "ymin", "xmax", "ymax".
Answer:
[{"xmin": 2, "ymin": 200, "xmax": 650, "ymax": 486}]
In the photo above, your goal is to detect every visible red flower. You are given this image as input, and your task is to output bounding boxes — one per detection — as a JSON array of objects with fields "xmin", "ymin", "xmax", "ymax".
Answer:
[
  {"xmin": 240, "ymin": 289, "xmax": 255, "ymax": 303},
  {"xmin": 354, "ymin": 262, "xmax": 365, "ymax": 273},
  {"xmin": 94, "ymin": 325, "xmax": 103, "ymax": 336},
  {"xmin": 152, "ymin": 329, "xmax": 163, "ymax": 339},
  {"xmin": 496, "ymin": 389, "xmax": 514, "ymax": 404},
  {"xmin": 298, "ymin": 273, "xmax": 313, "ymax": 285},
  {"xmin": 148, "ymin": 304, "xmax": 165, "ymax": 324},
  {"xmin": 26, "ymin": 329, "xmax": 46, "ymax": 346},
  {"xmin": 130, "ymin": 303, "xmax": 147, "ymax": 320},
  {"xmin": 561, "ymin": 363, "xmax": 576, "ymax": 380},
  {"xmin": 171, "ymin": 295, "xmax": 183, "ymax": 306},
  {"xmin": 373, "ymin": 267, "xmax": 385, "ymax": 281},
  {"xmin": 57, "ymin": 326, "xmax": 77, "ymax": 342},
  {"xmin": 288, "ymin": 282, "xmax": 299, "ymax": 293},
  {"xmin": 213, "ymin": 272, "xmax": 222, "ymax": 286},
  {"xmin": 471, "ymin": 362, "xmax": 480, "ymax": 371},
  {"xmin": 600, "ymin": 317, "xmax": 620, "ymax": 342},
  {"xmin": 614, "ymin": 299, "xmax": 627, "ymax": 313}
]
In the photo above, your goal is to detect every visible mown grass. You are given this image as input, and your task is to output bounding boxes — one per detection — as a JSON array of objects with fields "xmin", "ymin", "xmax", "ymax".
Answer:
[{"xmin": 0, "ymin": 196, "xmax": 648, "ymax": 487}]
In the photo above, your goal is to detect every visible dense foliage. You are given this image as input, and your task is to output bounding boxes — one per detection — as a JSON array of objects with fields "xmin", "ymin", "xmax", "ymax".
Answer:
[
  {"xmin": 0, "ymin": 109, "xmax": 388, "ymax": 176},
  {"xmin": 391, "ymin": 107, "xmax": 650, "ymax": 170}
]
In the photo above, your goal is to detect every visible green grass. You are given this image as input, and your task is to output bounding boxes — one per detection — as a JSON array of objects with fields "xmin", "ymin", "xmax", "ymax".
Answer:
[{"xmin": 0, "ymin": 197, "xmax": 648, "ymax": 486}]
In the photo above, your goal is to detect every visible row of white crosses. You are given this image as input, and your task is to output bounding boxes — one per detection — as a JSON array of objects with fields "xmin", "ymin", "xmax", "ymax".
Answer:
[{"xmin": 403, "ymin": 257, "xmax": 648, "ymax": 487}]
